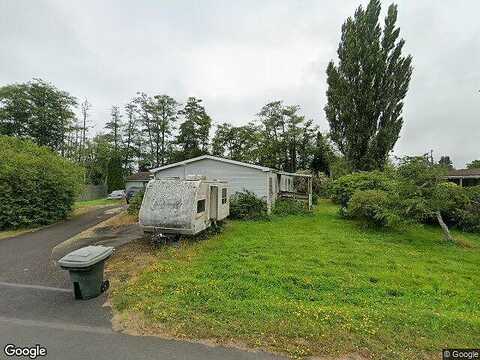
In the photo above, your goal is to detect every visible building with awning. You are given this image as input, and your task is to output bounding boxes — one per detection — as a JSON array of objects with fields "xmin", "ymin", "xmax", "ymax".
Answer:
[{"xmin": 446, "ymin": 168, "xmax": 480, "ymax": 187}]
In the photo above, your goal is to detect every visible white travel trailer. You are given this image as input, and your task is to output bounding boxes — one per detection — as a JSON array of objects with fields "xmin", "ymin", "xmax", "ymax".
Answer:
[{"xmin": 139, "ymin": 175, "xmax": 229, "ymax": 236}]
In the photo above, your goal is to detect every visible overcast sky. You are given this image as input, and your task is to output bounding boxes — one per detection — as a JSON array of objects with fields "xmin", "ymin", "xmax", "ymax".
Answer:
[{"xmin": 1, "ymin": 0, "xmax": 479, "ymax": 167}]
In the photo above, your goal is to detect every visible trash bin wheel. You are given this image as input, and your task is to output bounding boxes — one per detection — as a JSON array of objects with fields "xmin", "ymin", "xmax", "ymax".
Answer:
[{"xmin": 101, "ymin": 280, "xmax": 110, "ymax": 293}]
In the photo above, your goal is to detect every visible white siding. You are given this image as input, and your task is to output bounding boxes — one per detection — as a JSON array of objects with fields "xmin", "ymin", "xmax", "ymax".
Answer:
[
  {"xmin": 125, "ymin": 180, "xmax": 147, "ymax": 191},
  {"xmin": 154, "ymin": 158, "xmax": 269, "ymax": 200}
]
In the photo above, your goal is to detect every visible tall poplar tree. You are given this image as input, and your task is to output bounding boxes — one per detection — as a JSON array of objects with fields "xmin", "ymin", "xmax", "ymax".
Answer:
[{"xmin": 325, "ymin": 0, "xmax": 413, "ymax": 171}]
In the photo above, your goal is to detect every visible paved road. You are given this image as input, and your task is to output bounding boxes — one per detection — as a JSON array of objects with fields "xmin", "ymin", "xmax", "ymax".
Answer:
[
  {"xmin": 0, "ymin": 206, "xmax": 121, "ymax": 288},
  {"xmin": 0, "ymin": 207, "xmax": 282, "ymax": 360}
]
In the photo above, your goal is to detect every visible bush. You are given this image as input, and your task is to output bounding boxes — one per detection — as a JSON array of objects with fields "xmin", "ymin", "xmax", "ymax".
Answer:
[
  {"xmin": 451, "ymin": 185, "xmax": 480, "ymax": 233},
  {"xmin": 329, "ymin": 171, "xmax": 395, "ymax": 207},
  {"xmin": 0, "ymin": 136, "xmax": 84, "ymax": 230},
  {"xmin": 313, "ymin": 173, "xmax": 332, "ymax": 198},
  {"xmin": 127, "ymin": 190, "xmax": 144, "ymax": 218},
  {"xmin": 432, "ymin": 182, "xmax": 470, "ymax": 224},
  {"xmin": 347, "ymin": 190, "xmax": 402, "ymax": 228},
  {"xmin": 272, "ymin": 198, "xmax": 311, "ymax": 216},
  {"xmin": 229, "ymin": 190, "xmax": 269, "ymax": 220}
]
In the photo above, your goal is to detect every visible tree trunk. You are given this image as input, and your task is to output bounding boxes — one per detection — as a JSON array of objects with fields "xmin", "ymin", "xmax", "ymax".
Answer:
[{"xmin": 436, "ymin": 211, "xmax": 455, "ymax": 243}]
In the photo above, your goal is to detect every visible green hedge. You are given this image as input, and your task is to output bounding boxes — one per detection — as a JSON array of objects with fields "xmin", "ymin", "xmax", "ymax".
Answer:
[{"xmin": 0, "ymin": 136, "xmax": 84, "ymax": 230}]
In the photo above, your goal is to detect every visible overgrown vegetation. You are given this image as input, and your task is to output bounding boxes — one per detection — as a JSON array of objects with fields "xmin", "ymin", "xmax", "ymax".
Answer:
[
  {"xmin": 330, "ymin": 157, "xmax": 480, "ymax": 240},
  {"xmin": 110, "ymin": 200, "xmax": 480, "ymax": 359},
  {"xmin": 127, "ymin": 190, "xmax": 145, "ymax": 218},
  {"xmin": 229, "ymin": 191, "xmax": 269, "ymax": 220},
  {"xmin": 272, "ymin": 198, "xmax": 311, "ymax": 216},
  {"xmin": 328, "ymin": 171, "xmax": 395, "ymax": 207},
  {"xmin": 0, "ymin": 136, "xmax": 84, "ymax": 230}
]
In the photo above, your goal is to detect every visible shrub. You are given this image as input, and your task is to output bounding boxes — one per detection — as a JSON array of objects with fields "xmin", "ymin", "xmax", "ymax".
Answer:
[
  {"xmin": 229, "ymin": 190, "xmax": 269, "ymax": 220},
  {"xmin": 0, "ymin": 136, "xmax": 84, "ymax": 230},
  {"xmin": 127, "ymin": 190, "xmax": 144, "ymax": 218},
  {"xmin": 272, "ymin": 198, "xmax": 311, "ymax": 216},
  {"xmin": 451, "ymin": 186, "xmax": 480, "ymax": 233},
  {"xmin": 432, "ymin": 182, "xmax": 470, "ymax": 224},
  {"xmin": 347, "ymin": 190, "xmax": 402, "ymax": 228},
  {"xmin": 313, "ymin": 173, "xmax": 332, "ymax": 198},
  {"xmin": 329, "ymin": 171, "xmax": 395, "ymax": 207}
]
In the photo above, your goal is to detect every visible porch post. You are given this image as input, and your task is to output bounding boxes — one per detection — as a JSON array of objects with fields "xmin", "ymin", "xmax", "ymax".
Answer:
[{"xmin": 308, "ymin": 177, "xmax": 313, "ymax": 209}]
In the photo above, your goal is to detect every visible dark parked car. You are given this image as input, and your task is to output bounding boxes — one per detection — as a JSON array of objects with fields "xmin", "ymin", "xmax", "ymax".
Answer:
[{"xmin": 126, "ymin": 187, "xmax": 143, "ymax": 204}]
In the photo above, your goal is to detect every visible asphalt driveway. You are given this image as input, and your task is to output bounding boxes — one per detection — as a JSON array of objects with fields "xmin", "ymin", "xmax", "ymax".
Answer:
[{"xmin": 0, "ymin": 206, "xmax": 282, "ymax": 360}]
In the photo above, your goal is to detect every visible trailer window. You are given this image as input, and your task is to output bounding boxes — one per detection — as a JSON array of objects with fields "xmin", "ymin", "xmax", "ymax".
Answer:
[
  {"xmin": 197, "ymin": 199, "xmax": 206, "ymax": 213},
  {"xmin": 221, "ymin": 188, "xmax": 227, "ymax": 204}
]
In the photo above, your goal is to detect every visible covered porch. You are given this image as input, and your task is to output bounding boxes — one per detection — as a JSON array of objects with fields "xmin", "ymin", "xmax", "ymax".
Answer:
[
  {"xmin": 276, "ymin": 171, "xmax": 313, "ymax": 209},
  {"xmin": 446, "ymin": 169, "xmax": 480, "ymax": 187}
]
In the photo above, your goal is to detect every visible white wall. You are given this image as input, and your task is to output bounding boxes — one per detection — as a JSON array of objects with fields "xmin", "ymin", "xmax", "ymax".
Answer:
[
  {"xmin": 125, "ymin": 181, "xmax": 146, "ymax": 191},
  {"xmin": 154, "ymin": 159, "xmax": 269, "ymax": 200}
]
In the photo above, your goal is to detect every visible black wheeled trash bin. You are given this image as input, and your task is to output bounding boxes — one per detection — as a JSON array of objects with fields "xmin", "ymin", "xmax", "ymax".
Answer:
[{"xmin": 58, "ymin": 245, "xmax": 114, "ymax": 300}]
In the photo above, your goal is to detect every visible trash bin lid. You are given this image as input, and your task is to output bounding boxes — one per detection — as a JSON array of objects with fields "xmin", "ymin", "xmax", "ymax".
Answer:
[{"xmin": 58, "ymin": 245, "xmax": 114, "ymax": 268}]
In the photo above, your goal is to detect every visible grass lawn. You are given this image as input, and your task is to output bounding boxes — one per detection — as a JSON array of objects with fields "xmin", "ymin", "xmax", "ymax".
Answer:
[
  {"xmin": 73, "ymin": 198, "xmax": 123, "ymax": 216},
  {"xmin": 0, "ymin": 227, "xmax": 41, "ymax": 240},
  {"xmin": 110, "ymin": 200, "xmax": 480, "ymax": 359}
]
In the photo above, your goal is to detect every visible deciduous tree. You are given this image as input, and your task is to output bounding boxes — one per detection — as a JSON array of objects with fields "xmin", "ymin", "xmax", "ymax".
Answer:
[{"xmin": 325, "ymin": 0, "xmax": 413, "ymax": 171}]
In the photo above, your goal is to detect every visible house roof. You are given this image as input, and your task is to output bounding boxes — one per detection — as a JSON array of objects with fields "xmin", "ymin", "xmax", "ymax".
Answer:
[
  {"xmin": 447, "ymin": 168, "xmax": 480, "ymax": 178},
  {"xmin": 126, "ymin": 171, "xmax": 153, "ymax": 181},
  {"xmin": 150, "ymin": 155, "xmax": 312, "ymax": 178},
  {"xmin": 150, "ymin": 155, "xmax": 272, "ymax": 173},
  {"xmin": 276, "ymin": 170, "xmax": 312, "ymax": 178}
]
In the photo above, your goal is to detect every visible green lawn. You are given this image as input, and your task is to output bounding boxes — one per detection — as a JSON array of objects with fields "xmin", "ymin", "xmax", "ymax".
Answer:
[
  {"xmin": 111, "ymin": 200, "xmax": 480, "ymax": 359},
  {"xmin": 73, "ymin": 198, "xmax": 123, "ymax": 216},
  {"xmin": 0, "ymin": 227, "xmax": 41, "ymax": 240},
  {"xmin": 74, "ymin": 198, "xmax": 123, "ymax": 209}
]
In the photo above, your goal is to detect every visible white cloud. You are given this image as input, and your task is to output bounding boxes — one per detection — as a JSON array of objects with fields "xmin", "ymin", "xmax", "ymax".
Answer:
[{"xmin": 0, "ymin": 0, "xmax": 478, "ymax": 167}]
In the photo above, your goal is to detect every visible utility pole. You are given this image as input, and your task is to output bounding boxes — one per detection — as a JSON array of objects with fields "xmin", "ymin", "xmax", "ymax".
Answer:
[{"xmin": 80, "ymin": 98, "xmax": 91, "ymax": 163}]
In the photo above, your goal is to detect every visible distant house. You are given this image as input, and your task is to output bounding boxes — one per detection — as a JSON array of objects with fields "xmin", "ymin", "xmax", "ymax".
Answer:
[
  {"xmin": 125, "ymin": 171, "xmax": 153, "ymax": 191},
  {"xmin": 446, "ymin": 168, "xmax": 480, "ymax": 187},
  {"xmin": 150, "ymin": 155, "xmax": 312, "ymax": 211}
]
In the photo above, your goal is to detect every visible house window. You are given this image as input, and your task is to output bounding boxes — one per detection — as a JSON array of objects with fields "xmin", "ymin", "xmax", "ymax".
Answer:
[
  {"xmin": 222, "ymin": 188, "xmax": 227, "ymax": 204},
  {"xmin": 197, "ymin": 199, "xmax": 206, "ymax": 213},
  {"xmin": 269, "ymin": 178, "xmax": 273, "ymax": 195}
]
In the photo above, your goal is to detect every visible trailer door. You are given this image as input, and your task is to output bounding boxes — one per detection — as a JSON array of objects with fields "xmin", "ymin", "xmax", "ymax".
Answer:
[{"xmin": 209, "ymin": 186, "xmax": 218, "ymax": 220}]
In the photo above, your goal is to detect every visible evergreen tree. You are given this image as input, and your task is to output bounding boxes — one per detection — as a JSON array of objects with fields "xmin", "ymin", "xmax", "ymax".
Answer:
[
  {"xmin": 311, "ymin": 132, "xmax": 333, "ymax": 175},
  {"xmin": 105, "ymin": 105, "xmax": 123, "ymax": 152},
  {"xmin": 150, "ymin": 95, "xmax": 179, "ymax": 166},
  {"xmin": 325, "ymin": 0, "xmax": 413, "ymax": 171},
  {"xmin": 438, "ymin": 155, "xmax": 453, "ymax": 169},
  {"xmin": 176, "ymin": 97, "xmax": 212, "ymax": 160},
  {"xmin": 212, "ymin": 122, "xmax": 262, "ymax": 163}
]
